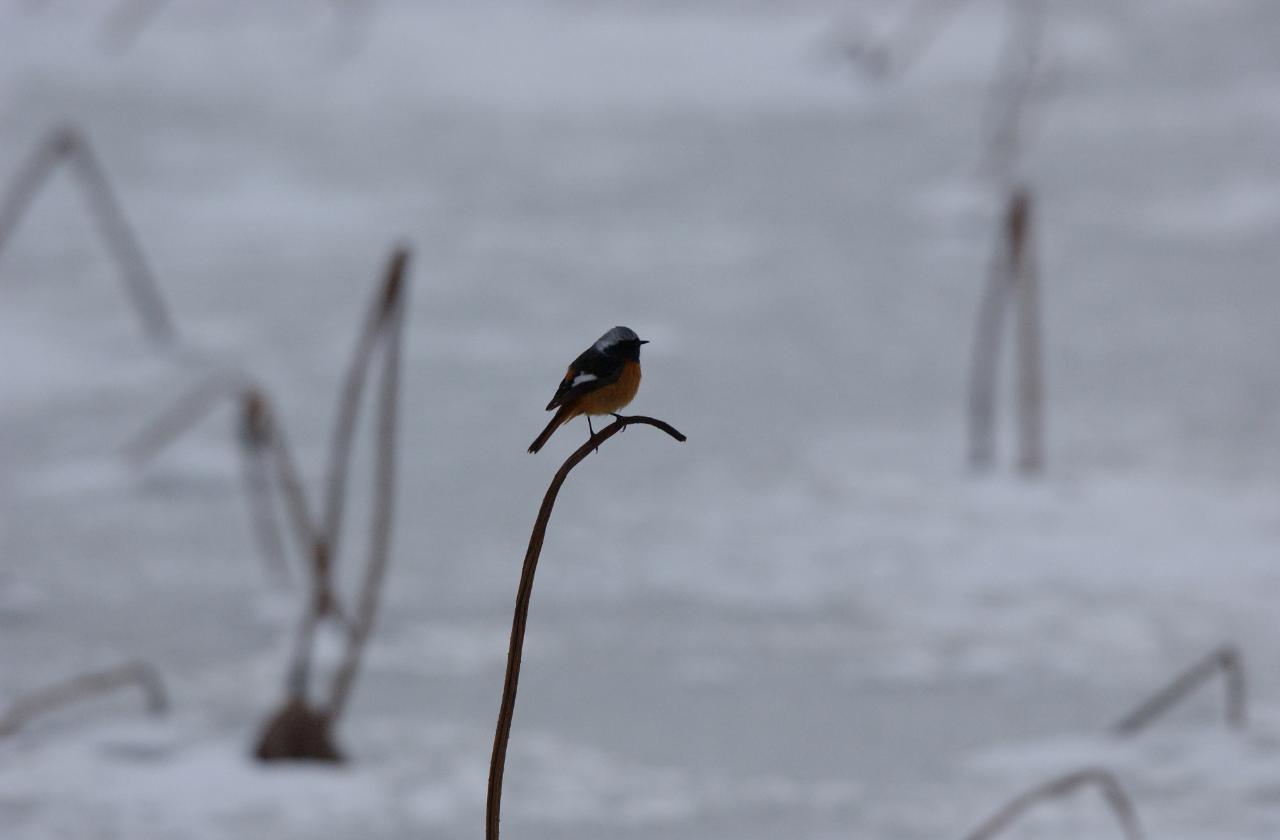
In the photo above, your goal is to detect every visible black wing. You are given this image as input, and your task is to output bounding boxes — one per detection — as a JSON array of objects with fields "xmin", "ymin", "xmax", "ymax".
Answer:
[{"xmin": 545, "ymin": 346, "xmax": 623, "ymax": 410}]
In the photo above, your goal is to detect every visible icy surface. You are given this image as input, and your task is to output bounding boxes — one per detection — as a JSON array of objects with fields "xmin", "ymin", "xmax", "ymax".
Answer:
[{"xmin": 1, "ymin": 0, "xmax": 1279, "ymax": 838}]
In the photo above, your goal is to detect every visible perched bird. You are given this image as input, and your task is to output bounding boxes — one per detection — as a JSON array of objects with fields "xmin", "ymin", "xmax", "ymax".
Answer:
[{"xmin": 528, "ymin": 326, "xmax": 648, "ymax": 454}]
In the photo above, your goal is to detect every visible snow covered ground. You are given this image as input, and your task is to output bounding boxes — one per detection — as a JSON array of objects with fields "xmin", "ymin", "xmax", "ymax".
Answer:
[{"xmin": 1, "ymin": 0, "xmax": 1279, "ymax": 837}]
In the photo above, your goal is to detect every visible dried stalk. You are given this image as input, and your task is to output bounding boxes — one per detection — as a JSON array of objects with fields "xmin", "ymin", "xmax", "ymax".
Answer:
[
  {"xmin": 124, "ymin": 378, "xmax": 315, "ymax": 584},
  {"xmin": 0, "ymin": 126, "xmax": 175, "ymax": 345},
  {"xmin": 967, "ymin": 186, "xmax": 1043, "ymax": 474},
  {"xmin": 486, "ymin": 414, "xmax": 687, "ymax": 840},
  {"xmin": 321, "ymin": 249, "xmax": 407, "ymax": 568},
  {"xmin": 122, "ymin": 373, "xmax": 250, "ymax": 463},
  {"xmin": 1112, "ymin": 644, "xmax": 1247, "ymax": 736},
  {"xmin": 121, "ymin": 246, "xmax": 411, "ymax": 759},
  {"xmin": 258, "ymin": 246, "xmax": 410, "ymax": 761},
  {"xmin": 238, "ymin": 397, "xmax": 291, "ymax": 584},
  {"xmin": 0, "ymin": 662, "xmax": 168, "ymax": 737},
  {"xmin": 967, "ymin": 205, "xmax": 1012, "ymax": 471},
  {"xmin": 963, "ymin": 768, "xmax": 1143, "ymax": 840},
  {"xmin": 1010, "ymin": 189, "xmax": 1043, "ymax": 474},
  {"xmin": 325, "ymin": 251, "xmax": 406, "ymax": 722}
]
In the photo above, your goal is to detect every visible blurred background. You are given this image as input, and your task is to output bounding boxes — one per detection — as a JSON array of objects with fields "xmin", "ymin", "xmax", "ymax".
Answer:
[{"xmin": 1, "ymin": 1, "xmax": 1279, "ymax": 837}]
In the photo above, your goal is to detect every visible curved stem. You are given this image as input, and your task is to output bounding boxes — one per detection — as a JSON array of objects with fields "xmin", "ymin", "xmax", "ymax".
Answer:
[
  {"xmin": 485, "ymin": 414, "xmax": 685, "ymax": 840},
  {"xmin": 1112, "ymin": 644, "xmax": 1246, "ymax": 736},
  {"xmin": 326, "ymin": 262, "xmax": 407, "ymax": 722},
  {"xmin": 963, "ymin": 767, "xmax": 1143, "ymax": 840},
  {"xmin": 0, "ymin": 661, "xmax": 168, "ymax": 738},
  {"xmin": 320, "ymin": 249, "xmax": 407, "ymax": 563}
]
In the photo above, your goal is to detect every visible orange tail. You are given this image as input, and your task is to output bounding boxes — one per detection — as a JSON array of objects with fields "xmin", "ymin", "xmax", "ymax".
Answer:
[{"xmin": 528, "ymin": 405, "xmax": 575, "ymax": 453}]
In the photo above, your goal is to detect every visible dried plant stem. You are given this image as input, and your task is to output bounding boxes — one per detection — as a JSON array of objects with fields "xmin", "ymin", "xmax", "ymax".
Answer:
[
  {"xmin": 120, "ymin": 246, "xmax": 411, "ymax": 760},
  {"xmin": 256, "ymin": 246, "xmax": 410, "ymax": 762},
  {"xmin": 0, "ymin": 126, "xmax": 175, "ymax": 345},
  {"xmin": 326, "ymin": 251, "xmax": 407, "ymax": 723},
  {"xmin": 0, "ymin": 662, "xmax": 168, "ymax": 737},
  {"xmin": 967, "ymin": 186, "xmax": 1043, "ymax": 474},
  {"xmin": 122, "ymin": 374, "xmax": 248, "ymax": 463},
  {"xmin": 967, "ymin": 221, "xmax": 1011, "ymax": 470},
  {"xmin": 238, "ymin": 438, "xmax": 292, "ymax": 584},
  {"xmin": 1112, "ymin": 644, "xmax": 1246, "ymax": 736},
  {"xmin": 963, "ymin": 768, "xmax": 1143, "ymax": 840},
  {"xmin": 486, "ymin": 414, "xmax": 686, "ymax": 840},
  {"xmin": 1011, "ymin": 189, "xmax": 1043, "ymax": 473},
  {"xmin": 321, "ymin": 250, "xmax": 407, "ymax": 565},
  {"xmin": 124, "ymin": 377, "xmax": 307, "ymax": 584}
]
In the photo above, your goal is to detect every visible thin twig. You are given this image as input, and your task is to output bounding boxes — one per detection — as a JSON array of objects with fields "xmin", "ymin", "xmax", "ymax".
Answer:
[
  {"xmin": 486, "ymin": 414, "xmax": 686, "ymax": 840},
  {"xmin": 122, "ymin": 372, "xmax": 253, "ymax": 463},
  {"xmin": 238, "ymin": 412, "xmax": 292, "ymax": 585},
  {"xmin": 967, "ymin": 186, "xmax": 1043, "ymax": 473},
  {"xmin": 1112, "ymin": 644, "xmax": 1247, "ymax": 736},
  {"xmin": 282, "ymin": 248, "xmax": 408, "ymax": 707},
  {"xmin": 124, "ymin": 378, "xmax": 307, "ymax": 585},
  {"xmin": 1010, "ymin": 187, "xmax": 1043, "ymax": 474},
  {"xmin": 966, "ymin": 195, "xmax": 1014, "ymax": 471},
  {"xmin": 321, "ymin": 248, "xmax": 407, "ymax": 567},
  {"xmin": 0, "ymin": 662, "xmax": 168, "ymax": 738},
  {"xmin": 326, "ymin": 248, "xmax": 409, "ymax": 722},
  {"xmin": 962, "ymin": 768, "xmax": 1143, "ymax": 840},
  {"xmin": 0, "ymin": 125, "xmax": 176, "ymax": 345}
]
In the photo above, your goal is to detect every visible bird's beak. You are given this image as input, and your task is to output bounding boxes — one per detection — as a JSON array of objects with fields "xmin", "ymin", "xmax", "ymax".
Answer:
[{"xmin": 639, "ymin": 339, "xmax": 650, "ymax": 345}]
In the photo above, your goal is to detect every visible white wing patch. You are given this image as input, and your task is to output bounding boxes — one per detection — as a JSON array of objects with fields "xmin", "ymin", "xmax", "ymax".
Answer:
[{"xmin": 570, "ymin": 372, "xmax": 598, "ymax": 387}]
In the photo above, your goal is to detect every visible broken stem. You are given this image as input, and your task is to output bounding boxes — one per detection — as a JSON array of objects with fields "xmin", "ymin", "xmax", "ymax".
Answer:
[
  {"xmin": 963, "ymin": 767, "xmax": 1143, "ymax": 840},
  {"xmin": 0, "ymin": 661, "xmax": 168, "ymax": 738},
  {"xmin": 1112, "ymin": 644, "xmax": 1246, "ymax": 736}
]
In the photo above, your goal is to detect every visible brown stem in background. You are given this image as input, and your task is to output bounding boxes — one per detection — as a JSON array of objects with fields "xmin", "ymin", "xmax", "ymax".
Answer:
[
  {"xmin": 0, "ymin": 125, "xmax": 176, "ymax": 345},
  {"xmin": 0, "ymin": 661, "xmax": 168, "ymax": 738},
  {"xmin": 321, "ymin": 249, "xmax": 407, "ymax": 572},
  {"xmin": 325, "ymin": 250, "xmax": 407, "ymax": 722},
  {"xmin": 1010, "ymin": 188, "xmax": 1044, "ymax": 474},
  {"xmin": 119, "ymin": 246, "xmax": 411, "ymax": 760},
  {"xmin": 123, "ymin": 378, "xmax": 315, "ymax": 586},
  {"xmin": 122, "ymin": 373, "xmax": 250, "ymax": 464},
  {"xmin": 967, "ymin": 186, "xmax": 1043, "ymax": 474},
  {"xmin": 966, "ymin": 200, "xmax": 1013, "ymax": 471},
  {"xmin": 238, "ymin": 403, "xmax": 292, "ymax": 584},
  {"xmin": 1112, "ymin": 644, "xmax": 1247, "ymax": 736},
  {"xmin": 256, "ymin": 246, "xmax": 411, "ymax": 762},
  {"xmin": 486, "ymin": 414, "xmax": 686, "ymax": 840},
  {"xmin": 962, "ymin": 768, "xmax": 1143, "ymax": 840}
]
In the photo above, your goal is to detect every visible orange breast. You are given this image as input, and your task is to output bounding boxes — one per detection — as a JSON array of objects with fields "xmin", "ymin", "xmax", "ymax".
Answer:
[{"xmin": 572, "ymin": 361, "xmax": 641, "ymax": 417}]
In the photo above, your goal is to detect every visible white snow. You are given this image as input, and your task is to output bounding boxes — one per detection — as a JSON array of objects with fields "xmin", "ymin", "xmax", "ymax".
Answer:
[{"xmin": 1, "ymin": 1, "xmax": 1279, "ymax": 838}]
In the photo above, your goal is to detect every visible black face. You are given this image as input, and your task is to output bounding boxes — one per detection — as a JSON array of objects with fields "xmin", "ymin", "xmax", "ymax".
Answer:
[{"xmin": 604, "ymin": 337, "xmax": 648, "ymax": 362}]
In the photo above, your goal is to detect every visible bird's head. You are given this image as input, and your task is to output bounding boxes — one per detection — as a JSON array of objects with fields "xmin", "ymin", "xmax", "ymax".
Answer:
[{"xmin": 594, "ymin": 326, "xmax": 648, "ymax": 361}]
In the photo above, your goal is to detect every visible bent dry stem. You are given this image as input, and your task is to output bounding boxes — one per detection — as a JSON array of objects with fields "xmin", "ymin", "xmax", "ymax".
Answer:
[
  {"xmin": 1112, "ymin": 644, "xmax": 1246, "ymax": 736},
  {"xmin": 962, "ymin": 767, "xmax": 1143, "ymax": 840},
  {"xmin": 486, "ymin": 414, "xmax": 686, "ymax": 840},
  {"xmin": 0, "ymin": 661, "xmax": 167, "ymax": 738},
  {"xmin": 0, "ymin": 125, "xmax": 176, "ymax": 345}
]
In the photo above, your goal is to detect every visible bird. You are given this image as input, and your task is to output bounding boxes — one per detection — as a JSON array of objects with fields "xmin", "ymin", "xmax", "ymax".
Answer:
[{"xmin": 528, "ymin": 326, "xmax": 648, "ymax": 454}]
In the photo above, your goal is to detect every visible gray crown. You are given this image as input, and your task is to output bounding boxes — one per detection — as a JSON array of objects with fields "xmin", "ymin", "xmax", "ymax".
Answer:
[{"xmin": 594, "ymin": 326, "xmax": 641, "ymax": 350}]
